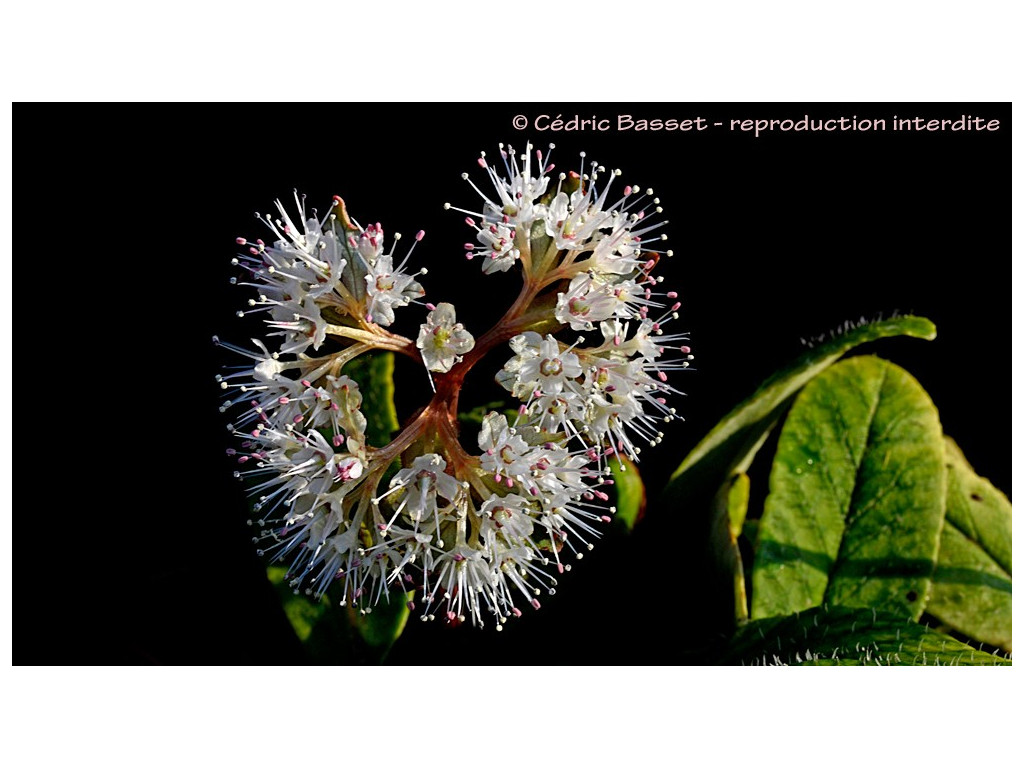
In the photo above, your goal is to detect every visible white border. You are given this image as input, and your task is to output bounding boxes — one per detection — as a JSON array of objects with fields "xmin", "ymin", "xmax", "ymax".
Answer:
[{"xmin": 3, "ymin": 3, "xmax": 1019, "ymax": 766}]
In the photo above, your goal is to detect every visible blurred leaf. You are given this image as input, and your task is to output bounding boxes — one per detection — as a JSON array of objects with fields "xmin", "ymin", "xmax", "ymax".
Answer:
[
  {"xmin": 708, "ymin": 473, "xmax": 750, "ymax": 621},
  {"xmin": 266, "ymin": 565, "xmax": 348, "ymax": 663},
  {"xmin": 458, "ymin": 401, "xmax": 512, "ymax": 428},
  {"xmin": 722, "ymin": 605, "xmax": 1010, "ymax": 665},
  {"xmin": 266, "ymin": 565, "xmax": 327, "ymax": 644},
  {"xmin": 751, "ymin": 357, "xmax": 946, "ymax": 621},
  {"xmin": 726, "ymin": 471, "xmax": 749, "ymax": 540},
  {"xmin": 342, "ymin": 351, "xmax": 399, "ymax": 446},
  {"xmin": 741, "ymin": 519, "xmax": 760, "ymax": 545},
  {"xmin": 925, "ymin": 438, "xmax": 1012, "ymax": 651},
  {"xmin": 610, "ymin": 459, "xmax": 646, "ymax": 533},
  {"xmin": 458, "ymin": 402, "xmax": 521, "ymax": 440},
  {"xmin": 266, "ymin": 566, "xmax": 412, "ymax": 663},
  {"xmin": 346, "ymin": 596, "xmax": 411, "ymax": 653},
  {"xmin": 660, "ymin": 316, "xmax": 935, "ymax": 637}
]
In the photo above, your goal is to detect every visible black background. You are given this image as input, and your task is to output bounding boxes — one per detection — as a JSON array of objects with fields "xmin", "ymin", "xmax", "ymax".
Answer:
[{"xmin": 16, "ymin": 103, "xmax": 1009, "ymax": 664}]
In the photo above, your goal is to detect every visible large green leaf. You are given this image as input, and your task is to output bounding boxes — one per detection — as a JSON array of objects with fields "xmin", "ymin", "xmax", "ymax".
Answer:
[
  {"xmin": 660, "ymin": 316, "xmax": 936, "ymax": 636},
  {"xmin": 722, "ymin": 605, "xmax": 1010, "ymax": 665},
  {"xmin": 667, "ymin": 315, "xmax": 936, "ymax": 493},
  {"xmin": 751, "ymin": 356, "xmax": 946, "ymax": 621},
  {"xmin": 926, "ymin": 438, "xmax": 1012, "ymax": 651}
]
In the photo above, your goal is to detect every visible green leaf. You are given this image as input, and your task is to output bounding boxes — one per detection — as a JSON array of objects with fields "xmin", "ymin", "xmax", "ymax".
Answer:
[
  {"xmin": 610, "ymin": 459, "xmax": 646, "ymax": 533},
  {"xmin": 925, "ymin": 438, "xmax": 1012, "ymax": 651},
  {"xmin": 667, "ymin": 315, "xmax": 936, "ymax": 493},
  {"xmin": 660, "ymin": 316, "xmax": 936, "ymax": 637},
  {"xmin": 266, "ymin": 565, "xmax": 328, "ymax": 643},
  {"xmin": 942, "ymin": 437, "xmax": 1012, "ymax": 573},
  {"xmin": 266, "ymin": 566, "xmax": 412, "ymax": 663},
  {"xmin": 726, "ymin": 471, "xmax": 749, "ymax": 541},
  {"xmin": 709, "ymin": 472, "xmax": 750, "ymax": 621},
  {"xmin": 458, "ymin": 401, "xmax": 512, "ymax": 427},
  {"xmin": 751, "ymin": 356, "xmax": 946, "ymax": 621},
  {"xmin": 266, "ymin": 565, "xmax": 352, "ymax": 663},
  {"xmin": 342, "ymin": 351, "xmax": 400, "ymax": 447},
  {"xmin": 722, "ymin": 605, "xmax": 1010, "ymax": 665},
  {"xmin": 346, "ymin": 596, "xmax": 411, "ymax": 653},
  {"xmin": 928, "ymin": 528, "xmax": 1012, "ymax": 651}
]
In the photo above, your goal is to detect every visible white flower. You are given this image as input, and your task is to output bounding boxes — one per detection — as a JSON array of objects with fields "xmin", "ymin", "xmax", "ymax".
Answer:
[
  {"xmin": 364, "ymin": 255, "xmax": 425, "ymax": 326},
  {"xmin": 478, "ymin": 412, "xmax": 533, "ymax": 486},
  {"xmin": 475, "ymin": 221, "xmax": 519, "ymax": 274},
  {"xmin": 590, "ymin": 223, "xmax": 641, "ymax": 275},
  {"xmin": 544, "ymin": 189, "xmax": 610, "ymax": 250},
  {"xmin": 606, "ymin": 278, "xmax": 651, "ymax": 320},
  {"xmin": 355, "ymin": 222, "xmax": 385, "ymax": 266},
  {"xmin": 416, "ymin": 303, "xmax": 475, "ymax": 373},
  {"xmin": 264, "ymin": 294, "xmax": 328, "ymax": 355},
  {"xmin": 598, "ymin": 318, "xmax": 659, "ymax": 361},
  {"xmin": 331, "ymin": 455, "xmax": 364, "ymax": 482},
  {"xmin": 555, "ymin": 273, "xmax": 619, "ymax": 331},
  {"xmin": 497, "ymin": 331, "xmax": 587, "ymax": 402},
  {"xmin": 528, "ymin": 393, "xmax": 586, "ymax": 436},
  {"xmin": 265, "ymin": 195, "xmax": 349, "ymax": 291},
  {"xmin": 388, "ymin": 454, "xmax": 463, "ymax": 524},
  {"xmin": 478, "ymin": 143, "xmax": 552, "ymax": 226},
  {"xmin": 513, "ymin": 333, "xmax": 584, "ymax": 395},
  {"xmin": 537, "ymin": 491, "xmax": 606, "ymax": 570},
  {"xmin": 428, "ymin": 544, "xmax": 494, "ymax": 625},
  {"xmin": 578, "ymin": 359, "xmax": 669, "ymax": 463},
  {"xmin": 478, "ymin": 493, "xmax": 535, "ymax": 545},
  {"xmin": 528, "ymin": 444, "xmax": 593, "ymax": 498},
  {"xmin": 253, "ymin": 356, "xmax": 285, "ymax": 383}
]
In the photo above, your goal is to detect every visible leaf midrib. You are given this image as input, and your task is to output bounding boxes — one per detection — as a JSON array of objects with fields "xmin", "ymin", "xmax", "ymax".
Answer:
[{"xmin": 825, "ymin": 363, "xmax": 886, "ymax": 587}]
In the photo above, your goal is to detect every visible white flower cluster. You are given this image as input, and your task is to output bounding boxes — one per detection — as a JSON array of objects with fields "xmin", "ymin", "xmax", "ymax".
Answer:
[
  {"xmin": 218, "ymin": 144, "xmax": 690, "ymax": 630},
  {"xmin": 458, "ymin": 143, "xmax": 692, "ymax": 463},
  {"xmin": 229, "ymin": 193, "xmax": 428, "ymax": 354}
]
